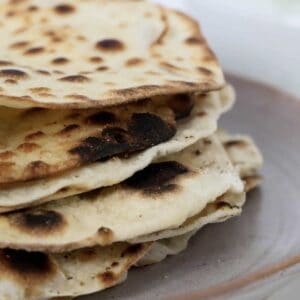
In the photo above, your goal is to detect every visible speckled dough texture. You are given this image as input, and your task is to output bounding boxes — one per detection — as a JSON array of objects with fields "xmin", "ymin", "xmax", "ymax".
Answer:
[
  {"xmin": 0, "ymin": 243, "xmax": 151, "ymax": 300},
  {"xmin": 0, "ymin": 134, "xmax": 244, "ymax": 252},
  {"xmin": 0, "ymin": 0, "xmax": 224, "ymax": 109},
  {"xmin": 0, "ymin": 86, "xmax": 235, "ymax": 212},
  {"xmin": 0, "ymin": 97, "xmax": 178, "ymax": 184},
  {"xmin": 0, "ymin": 131, "xmax": 263, "ymax": 300}
]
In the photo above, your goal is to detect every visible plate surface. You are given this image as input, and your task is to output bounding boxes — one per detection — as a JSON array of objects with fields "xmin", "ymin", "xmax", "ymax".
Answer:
[{"xmin": 81, "ymin": 75, "xmax": 300, "ymax": 300}]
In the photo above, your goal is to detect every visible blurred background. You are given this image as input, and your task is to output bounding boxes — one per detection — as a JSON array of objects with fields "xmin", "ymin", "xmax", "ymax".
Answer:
[{"xmin": 154, "ymin": 0, "xmax": 300, "ymax": 98}]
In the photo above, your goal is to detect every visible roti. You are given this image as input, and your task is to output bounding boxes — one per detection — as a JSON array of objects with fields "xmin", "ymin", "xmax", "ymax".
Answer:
[
  {"xmin": 0, "ymin": 0, "xmax": 224, "ymax": 109},
  {"xmin": 0, "ymin": 86, "xmax": 235, "ymax": 212},
  {"xmin": 0, "ymin": 134, "xmax": 243, "ymax": 252},
  {"xmin": 0, "ymin": 131, "xmax": 263, "ymax": 299},
  {"xmin": 137, "ymin": 131, "xmax": 263, "ymax": 262},
  {"xmin": 217, "ymin": 130, "xmax": 263, "ymax": 178},
  {"xmin": 0, "ymin": 96, "xmax": 177, "ymax": 184},
  {"xmin": 138, "ymin": 192, "xmax": 256, "ymax": 266},
  {"xmin": 0, "ymin": 243, "xmax": 150, "ymax": 300}
]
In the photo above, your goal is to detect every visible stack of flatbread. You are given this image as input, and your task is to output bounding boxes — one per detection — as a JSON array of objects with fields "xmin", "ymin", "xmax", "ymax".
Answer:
[{"xmin": 0, "ymin": 1, "xmax": 263, "ymax": 299}]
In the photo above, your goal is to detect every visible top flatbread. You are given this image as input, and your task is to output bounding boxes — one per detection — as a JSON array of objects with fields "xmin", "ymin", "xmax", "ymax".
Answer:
[{"xmin": 0, "ymin": 0, "xmax": 224, "ymax": 109}]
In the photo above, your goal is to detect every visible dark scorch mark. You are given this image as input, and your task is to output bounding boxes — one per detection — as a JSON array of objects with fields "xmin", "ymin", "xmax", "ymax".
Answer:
[
  {"xmin": 124, "ymin": 161, "xmax": 189, "ymax": 194},
  {"xmin": 69, "ymin": 113, "xmax": 176, "ymax": 163}
]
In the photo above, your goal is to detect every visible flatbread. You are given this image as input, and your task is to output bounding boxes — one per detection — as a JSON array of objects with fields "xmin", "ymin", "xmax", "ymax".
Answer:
[
  {"xmin": 0, "ymin": 132, "xmax": 263, "ymax": 300},
  {"xmin": 132, "ymin": 131, "xmax": 263, "ymax": 243},
  {"xmin": 0, "ymin": 85, "xmax": 235, "ymax": 213},
  {"xmin": 132, "ymin": 193, "xmax": 245, "ymax": 244},
  {"xmin": 0, "ymin": 97, "xmax": 176, "ymax": 184},
  {"xmin": 0, "ymin": 243, "xmax": 150, "ymax": 300},
  {"xmin": 137, "ymin": 194, "xmax": 247, "ymax": 266},
  {"xmin": 137, "ymin": 132, "xmax": 263, "ymax": 263},
  {"xmin": 137, "ymin": 201, "xmax": 241, "ymax": 266},
  {"xmin": 0, "ymin": 134, "xmax": 243, "ymax": 252},
  {"xmin": 137, "ymin": 230, "xmax": 195, "ymax": 267},
  {"xmin": 217, "ymin": 130, "xmax": 263, "ymax": 178},
  {"xmin": 0, "ymin": 0, "xmax": 224, "ymax": 109}
]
